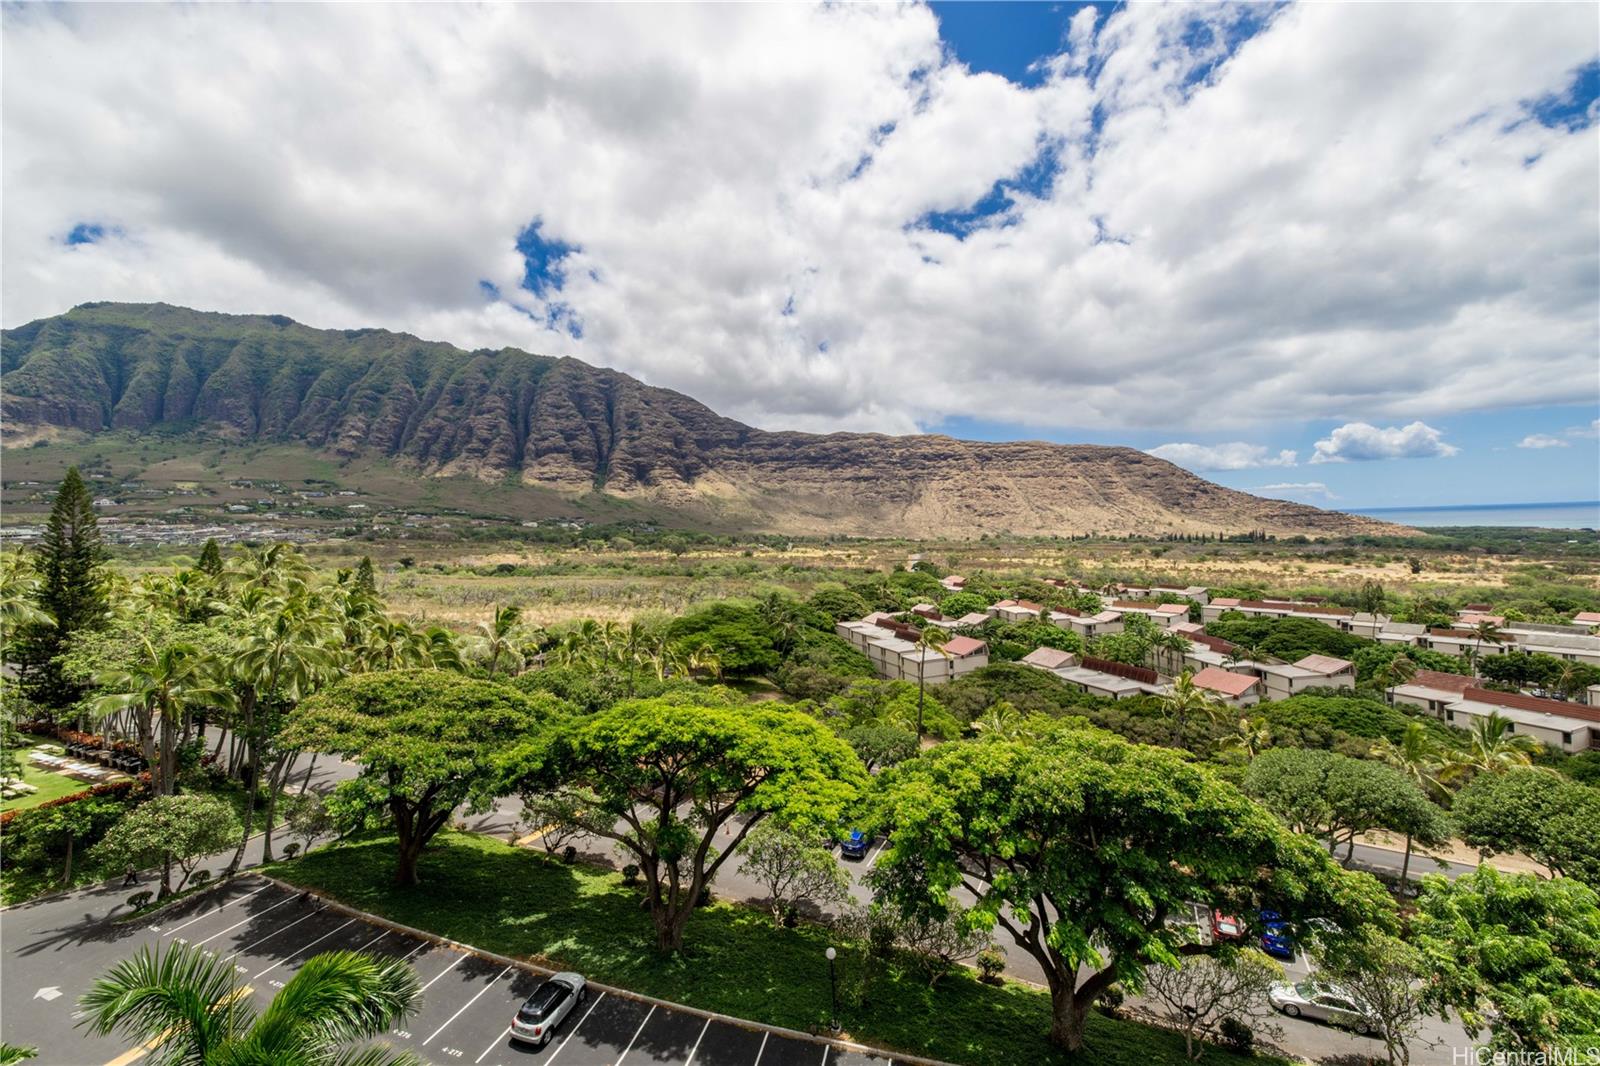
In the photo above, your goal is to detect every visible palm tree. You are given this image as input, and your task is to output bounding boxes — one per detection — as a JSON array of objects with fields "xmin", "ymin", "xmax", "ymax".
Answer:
[
  {"xmin": 1378, "ymin": 654, "xmax": 1418, "ymax": 704},
  {"xmin": 225, "ymin": 598, "xmax": 335, "ymax": 871},
  {"xmin": 226, "ymin": 543, "xmax": 313, "ymax": 596},
  {"xmin": 1553, "ymin": 661, "xmax": 1585, "ymax": 700},
  {"xmin": 1373, "ymin": 722, "xmax": 1447, "ymax": 881},
  {"xmin": 474, "ymin": 603, "xmax": 525, "ymax": 678},
  {"xmin": 0, "ymin": 553, "xmax": 53, "ymax": 659},
  {"xmin": 92, "ymin": 638, "xmax": 234, "ymax": 796},
  {"xmin": 79, "ymin": 943, "xmax": 421, "ymax": 1066},
  {"xmin": 1442, "ymin": 712, "xmax": 1542, "ymax": 783},
  {"xmin": 685, "ymin": 646, "xmax": 721, "ymax": 681},
  {"xmin": 912, "ymin": 626, "xmax": 951, "ymax": 740},
  {"xmin": 0, "ymin": 1043, "xmax": 37, "ymax": 1065},
  {"xmin": 1158, "ymin": 670, "xmax": 1223, "ymax": 749},
  {"xmin": 1470, "ymin": 620, "xmax": 1506, "ymax": 670},
  {"xmin": 971, "ymin": 700, "xmax": 1025, "ymax": 740},
  {"xmin": 1150, "ymin": 629, "xmax": 1189, "ymax": 676},
  {"xmin": 1221, "ymin": 715, "xmax": 1272, "ymax": 759}
]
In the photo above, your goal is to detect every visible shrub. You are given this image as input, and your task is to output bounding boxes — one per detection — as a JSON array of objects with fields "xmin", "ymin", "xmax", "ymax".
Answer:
[
  {"xmin": 562, "ymin": 845, "xmax": 577, "ymax": 865},
  {"xmin": 1218, "ymin": 1016, "xmax": 1254, "ymax": 1052},
  {"xmin": 126, "ymin": 891, "xmax": 153, "ymax": 909},
  {"xmin": 283, "ymin": 842, "xmax": 301, "ymax": 860},
  {"xmin": 976, "ymin": 947, "xmax": 1006, "ymax": 984},
  {"xmin": 622, "ymin": 863, "xmax": 640, "ymax": 884}
]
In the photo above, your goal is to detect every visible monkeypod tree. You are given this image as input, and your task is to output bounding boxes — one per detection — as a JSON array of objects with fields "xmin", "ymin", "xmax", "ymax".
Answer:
[
  {"xmin": 871, "ymin": 725, "xmax": 1394, "ymax": 1052},
  {"xmin": 505, "ymin": 698, "xmax": 867, "ymax": 952},
  {"xmin": 286, "ymin": 670, "xmax": 558, "ymax": 885}
]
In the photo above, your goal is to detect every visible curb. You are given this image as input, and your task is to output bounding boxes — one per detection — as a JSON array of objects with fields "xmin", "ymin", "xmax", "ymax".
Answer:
[{"xmin": 255, "ymin": 873, "xmax": 959, "ymax": 1066}]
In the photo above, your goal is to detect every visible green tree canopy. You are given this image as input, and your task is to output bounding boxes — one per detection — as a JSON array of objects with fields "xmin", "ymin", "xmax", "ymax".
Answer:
[
  {"xmin": 1452, "ymin": 768, "xmax": 1600, "ymax": 884},
  {"xmin": 871, "ymin": 725, "xmax": 1394, "ymax": 1051},
  {"xmin": 503, "ymin": 698, "xmax": 867, "ymax": 952},
  {"xmin": 1413, "ymin": 866, "xmax": 1600, "ymax": 1054},
  {"xmin": 1242, "ymin": 747, "xmax": 1451, "ymax": 866},
  {"xmin": 285, "ymin": 670, "xmax": 559, "ymax": 885},
  {"xmin": 18, "ymin": 467, "xmax": 109, "ymax": 707},
  {"xmin": 89, "ymin": 793, "xmax": 241, "ymax": 898}
]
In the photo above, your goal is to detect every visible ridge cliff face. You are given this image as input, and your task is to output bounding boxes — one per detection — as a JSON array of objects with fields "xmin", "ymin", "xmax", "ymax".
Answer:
[{"xmin": 0, "ymin": 303, "xmax": 1401, "ymax": 537}]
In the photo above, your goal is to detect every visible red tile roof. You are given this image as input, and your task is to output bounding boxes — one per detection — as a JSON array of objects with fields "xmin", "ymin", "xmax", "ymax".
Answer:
[
  {"xmin": 1403, "ymin": 670, "xmax": 1475, "ymax": 695},
  {"xmin": 1193, "ymin": 667, "xmax": 1261, "ymax": 698},
  {"xmin": 1020, "ymin": 647, "xmax": 1075, "ymax": 670},
  {"xmin": 1294, "ymin": 654, "xmax": 1354, "ymax": 675},
  {"xmin": 943, "ymin": 635, "xmax": 988, "ymax": 657},
  {"xmin": 1191, "ymin": 633, "xmax": 1237, "ymax": 654},
  {"xmin": 1459, "ymin": 686, "xmax": 1600, "ymax": 724},
  {"xmin": 1080, "ymin": 656, "xmax": 1159, "ymax": 684}
]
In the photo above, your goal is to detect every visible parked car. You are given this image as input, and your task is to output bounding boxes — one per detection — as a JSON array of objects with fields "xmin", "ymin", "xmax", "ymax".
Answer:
[
  {"xmin": 1211, "ymin": 911, "xmax": 1245, "ymax": 942},
  {"xmin": 840, "ymin": 829, "xmax": 870, "ymax": 860},
  {"xmin": 510, "ymin": 972, "xmax": 588, "ymax": 1047},
  {"xmin": 1268, "ymin": 980, "xmax": 1377, "ymax": 1034},
  {"xmin": 1258, "ymin": 909, "xmax": 1295, "ymax": 960}
]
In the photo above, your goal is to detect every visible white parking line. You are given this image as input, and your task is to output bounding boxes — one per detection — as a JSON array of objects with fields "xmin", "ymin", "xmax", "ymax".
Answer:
[
  {"xmin": 613, "ymin": 1003, "xmax": 656, "ymax": 1066},
  {"xmin": 820, "ymin": 1046, "xmax": 829, "ymax": 1065},
  {"xmin": 545, "ymin": 990, "xmax": 605, "ymax": 1065},
  {"xmin": 229, "ymin": 909, "xmax": 323, "ymax": 956},
  {"xmin": 161, "ymin": 884, "xmax": 270, "ymax": 935},
  {"xmin": 251, "ymin": 918, "xmax": 356, "ymax": 979},
  {"xmin": 753, "ymin": 1030, "xmax": 769, "ymax": 1066},
  {"xmin": 865, "ymin": 840, "xmax": 888, "ymax": 867},
  {"xmin": 423, "ymin": 964, "xmax": 512, "ymax": 1045},
  {"xmin": 185, "ymin": 893, "xmax": 297, "ymax": 945},
  {"xmin": 419, "ymin": 951, "xmax": 467, "ymax": 992},
  {"xmin": 474, "ymin": 1025, "xmax": 512, "ymax": 1064},
  {"xmin": 684, "ymin": 1017, "xmax": 711, "ymax": 1066}
]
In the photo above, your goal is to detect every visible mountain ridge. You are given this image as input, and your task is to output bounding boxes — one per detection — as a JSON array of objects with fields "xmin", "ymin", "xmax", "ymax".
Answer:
[{"xmin": 0, "ymin": 303, "xmax": 1406, "ymax": 538}]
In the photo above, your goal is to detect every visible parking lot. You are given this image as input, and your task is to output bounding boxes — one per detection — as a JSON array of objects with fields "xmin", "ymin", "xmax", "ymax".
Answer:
[{"xmin": 1, "ymin": 876, "xmax": 901, "ymax": 1066}]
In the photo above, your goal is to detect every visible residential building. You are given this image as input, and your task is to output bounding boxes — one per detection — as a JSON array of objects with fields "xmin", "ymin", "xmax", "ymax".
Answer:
[
  {"xmin": 1191, "ymin": 666, "xmax": 1262, "ymax": 708},
  {"xmin": 835, "ymin": 617, "xmax": 988, "ymax": 683},
  {"xmin": 1019, "ymin": 649, "xmax": 1169, "ymax": 700},
  {"xmin": 1389, "ymin": 670, "xmax": 1476, "ymax": 715},
  {"xmin": 1440, "ymin": 687, "xmax": 1599, "ymax": 753},
  {"xmin": 940, "ymin": 575, "xmax": 967, "ymax": 591},
  {"xmin": 1109, "ymin": 600, "xmax": 1190, "ymax": 628},
  {"xmin": 1049, "ymin": 607, "xmax": 1124, "ymax": 639},
  {"xmin": 989, "ymin": 599, "xmax": 1047, "ymax": 623}
]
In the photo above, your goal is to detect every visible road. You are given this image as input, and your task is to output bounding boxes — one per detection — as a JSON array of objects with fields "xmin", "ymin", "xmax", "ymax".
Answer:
[
  {"xmin": 2, "ymin": 874, "xmax": 900, "ymax": 1066},
  {"xmin": 8, "ymin": 739, "xmax": 1475, "ymax": 1065}
]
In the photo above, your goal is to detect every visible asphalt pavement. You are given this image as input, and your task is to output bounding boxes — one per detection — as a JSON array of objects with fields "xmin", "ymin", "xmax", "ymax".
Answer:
[
  {"xmin": 2, "ymin": 875, "xmax": 900, "ymax": 1066},
  {"xmin": 4, "ymin": 736, "xmax": 1477, "ymax": 1065}
]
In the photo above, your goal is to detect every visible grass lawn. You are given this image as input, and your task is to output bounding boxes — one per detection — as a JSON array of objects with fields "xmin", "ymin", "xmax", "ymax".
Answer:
[
  {"xmin": 1, "ymin": 740, "xmax": 97, "ymax": 813},
  {"xmin": 267, "ymin": 832, "xmax": 1287, "ymax": 1066}
]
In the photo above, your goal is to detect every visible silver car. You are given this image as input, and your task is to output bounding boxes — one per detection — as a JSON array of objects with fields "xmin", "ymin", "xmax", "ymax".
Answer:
[
  {"xmin": 1268, "ymin": 980, "xmax": 1376, "ymax": 1034},
  {"xmin": 510, "ymin": 972, "xmax": 588, "ymax": 1047}
]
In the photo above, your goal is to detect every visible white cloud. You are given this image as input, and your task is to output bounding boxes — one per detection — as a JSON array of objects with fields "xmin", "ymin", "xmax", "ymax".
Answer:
[
  {"xmin": 1566, "ymin": 419, "xmax": 1600, "ymax": 439},
  {"xmin": 1, "ymin": 3, "xmax": 1597, "ymax": 436},
  {"xmin": 1257, "ymin": 482, "xmax": 1338, "ymax": 500},
  {"xmin": 1310, "ymin": 421, "xmax": 1459, "ymax": 463},
  {"xmin": 1518, "ymin": 433, "xmax": 1569, "ymax": 449},
  {"xmin": 1147, "ymin": 442, "xmax": 1297, "ymax": 470}
]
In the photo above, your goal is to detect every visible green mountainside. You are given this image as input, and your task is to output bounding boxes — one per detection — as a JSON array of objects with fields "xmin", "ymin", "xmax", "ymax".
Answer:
[{"xmin": 1, "ymin": 303, "xmax": 1401, "ymax": 538}]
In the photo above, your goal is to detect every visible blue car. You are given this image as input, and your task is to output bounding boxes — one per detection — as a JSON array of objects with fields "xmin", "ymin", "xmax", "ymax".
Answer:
[
  {"xmin": 1259, "ymin": 910, "xmax": 1295, "ymax": 960},
  {"xmin": 841, "ymin": 829, "xmax": 869, "ymax": 860}
]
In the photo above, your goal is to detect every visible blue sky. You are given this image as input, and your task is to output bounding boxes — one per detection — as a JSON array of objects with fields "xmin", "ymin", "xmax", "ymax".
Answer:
[{"xmin": 6, "ymin": 3, "xmax": 1598, "ymax": 511}]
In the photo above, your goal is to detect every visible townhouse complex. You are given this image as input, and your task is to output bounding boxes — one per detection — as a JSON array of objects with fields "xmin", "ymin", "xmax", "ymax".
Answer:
[{"xmin": 839, "ymin": 580, "xmax": 1600, "ymax": 753}]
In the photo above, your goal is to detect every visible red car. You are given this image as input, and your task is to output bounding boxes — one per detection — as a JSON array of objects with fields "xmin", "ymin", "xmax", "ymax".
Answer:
[{"xmin": 1211, "ymin": 911, "xmax": 1245, "ymax": 941}]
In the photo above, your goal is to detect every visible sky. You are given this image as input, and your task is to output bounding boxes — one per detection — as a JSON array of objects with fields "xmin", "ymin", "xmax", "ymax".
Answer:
[{"xmin": 2, "ymin": 2, "xmax": 1597, "ymax": 509}]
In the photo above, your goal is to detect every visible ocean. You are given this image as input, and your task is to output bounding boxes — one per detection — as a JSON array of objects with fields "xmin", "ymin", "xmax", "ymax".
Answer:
[{"xmin": 1347, "ymin": 501, "xmax": 1600, "ymax": 529}]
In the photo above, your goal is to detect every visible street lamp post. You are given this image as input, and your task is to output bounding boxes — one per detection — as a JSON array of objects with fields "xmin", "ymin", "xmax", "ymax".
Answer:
[{"xmin": 825, "ymin": 946, "xmax": 840, "ymax": 1032}]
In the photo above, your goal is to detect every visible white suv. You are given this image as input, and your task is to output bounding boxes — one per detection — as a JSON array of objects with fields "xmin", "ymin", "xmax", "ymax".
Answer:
[{"xmin": 510, "ymin": 972, "xmax": 588, "ymax": 1047}]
